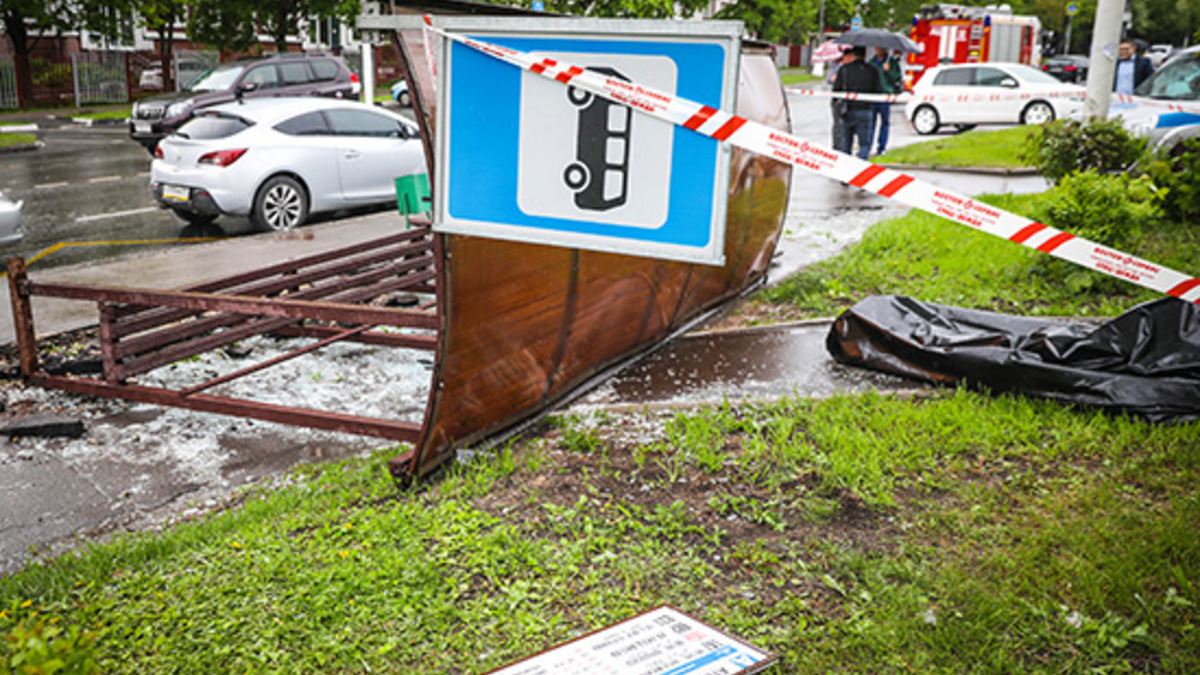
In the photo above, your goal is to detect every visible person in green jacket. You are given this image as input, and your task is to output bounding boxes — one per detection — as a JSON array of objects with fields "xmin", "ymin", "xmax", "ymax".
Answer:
[{"xmin": 869, "ymin": 47, "xmax": 904, "ymax": 156}]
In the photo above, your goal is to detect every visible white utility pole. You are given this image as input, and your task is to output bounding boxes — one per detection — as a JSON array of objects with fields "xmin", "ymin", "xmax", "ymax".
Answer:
[
  {"xmin": 362, "ymin": 41, "xmax": 376, "ymax": 105},
  {"xmin": 1084, "ymin": 0, "xmax": 1125, "ymax": 119}
]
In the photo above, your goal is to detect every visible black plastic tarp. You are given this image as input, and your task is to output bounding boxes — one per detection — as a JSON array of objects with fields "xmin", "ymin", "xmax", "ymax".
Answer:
[{"xmin": 826, "ymin": 295, "xmax": 1200, "ymax": 423}]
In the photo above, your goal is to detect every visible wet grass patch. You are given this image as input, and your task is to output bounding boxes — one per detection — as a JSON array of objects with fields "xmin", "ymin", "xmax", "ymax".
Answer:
[
  {"xmin": 751, "ymin": 192, "xmax": 1198, "ymax": 320},
  {"xmin": 3, "ymin": 389, "xmax": 1196, "ymax": 673},
  {"xmin": 876, "ymin": 126, "xmax": 1035, "ymax": 169}
]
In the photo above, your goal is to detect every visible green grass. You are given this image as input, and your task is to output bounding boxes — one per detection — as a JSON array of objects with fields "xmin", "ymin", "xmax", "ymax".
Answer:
[
  {"xmin": 71, "ymin": 109, "xmax": 128, "ymax": 121},
  {"xmin": 876, "ymin": 126, "xmax": 1036, "ymax": 169},
  {"xmin": 2, "ymin": 391, "xmax": 1196, "ymax": 673},
  {"xmin": 0, "ymin": 132, "xmax": 36, "ymax": 148},
  {"xmin": 780, "ymin": 69, "xmax": 823, "ymax": 86},
  {"xmin": 754, "ymin": 192, "xmax": 1198, "ymax": 320}
]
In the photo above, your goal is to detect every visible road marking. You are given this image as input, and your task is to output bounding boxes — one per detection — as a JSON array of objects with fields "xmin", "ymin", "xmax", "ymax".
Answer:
[
  {"xmin": 75, "ymin": 206, "xmax": 160, "ymax": 223},
  {"xmin": 34, "ymin": 182, "xmax": 69, "ymax": 189},
  {"xmin": 19, "ymin": 237, "xmax": 227, "ymax": 269},
  {"xmin": 88, "ymin": 175, "xmax": 121, "ymax": 183}
]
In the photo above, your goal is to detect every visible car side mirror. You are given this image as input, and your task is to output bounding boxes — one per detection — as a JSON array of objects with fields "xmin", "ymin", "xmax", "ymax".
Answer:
[
  {"xmin": 1000, "ymin": 77, "xmax": 1018, "ymax": 88},
  {"xmin": 239, "ymin": 82, "xmax": 259, "ymax": 94}
]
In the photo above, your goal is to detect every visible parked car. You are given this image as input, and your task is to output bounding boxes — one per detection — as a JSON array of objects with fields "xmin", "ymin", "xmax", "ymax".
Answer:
[
  {"xmin": 138, "ymin": 60, "xmax": 208, "ymax": 92},
  {"xmin": 390, "ymin": 79, "xmax": 411, "ymax": 107},
  {"xmin": 905, "ymin": 62, "xmax": 1085, "ymax": 135},
  {"xmin": 1108, "ymin": 45, "xmax": 1200, "ymax": 153},
  {"xmin": 139, "ymin": 67, "xmax": 164, "ymax": 91},
  {"xmin": 1041, "ymin": 54, "xmax": 1089, "ymax": 83},
  {"xmin": 0, "ymin": 189, "xmax": 24, "ymax": 247},
  {"xmin": 1146, "ymin": 44, "xmax": 1174, "ymax": 68},
  {"xmin": 130, "ymin": 52, "xmax": 360, "ymax": 153},
  {"xmin": 150, "ymin": 98, "xmax": 426, "ymax": 231}
]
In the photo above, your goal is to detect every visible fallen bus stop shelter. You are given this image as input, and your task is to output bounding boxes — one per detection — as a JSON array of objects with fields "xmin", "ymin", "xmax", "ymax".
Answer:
[{"xmin": 4, "ymin": 10, "xmax": 795, "ymax": 481}]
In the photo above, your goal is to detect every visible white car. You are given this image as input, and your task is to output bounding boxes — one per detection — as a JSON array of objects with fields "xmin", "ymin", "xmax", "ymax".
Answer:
[
  {"xmin": 1146, "ymin": 44, "xmax": 1174, "ymax": 68},
  {"xmin": 1107, "ymin": 45, "xmax": 1200, "ymax": 153},
  {"xmin": 150, "ymin": 98, "xmax": 426, "ymax": 231},
  {"xmin": 0, "ymin": 189, "xmax": 23, "ymax": 247},
  {"xmin": 906, "ymin": 62, "xmax": 1085, "ymax": 135}
]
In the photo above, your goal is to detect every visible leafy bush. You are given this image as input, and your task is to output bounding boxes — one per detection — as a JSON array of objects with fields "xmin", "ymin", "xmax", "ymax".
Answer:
[
  {"xmin": 1028, "ymin": 170, "xmax": 1164, "ymax": 293},
  {"xmin": 1023, "ymin": 118, "xmax": 1147, "ymax": 184},
  {"xmin": 1138, "ymin": 137, "xmax": 1200, "ymax": 223}
]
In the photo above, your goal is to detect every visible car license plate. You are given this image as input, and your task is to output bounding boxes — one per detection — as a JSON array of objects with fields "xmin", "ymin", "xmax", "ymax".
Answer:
[
  {"xmin": 134, "ymin": 120, "xmax": 152, "ymax": 134},
  {"xmin": 162, "ymin": 184, "xmax": 189, "ymax": 202}
]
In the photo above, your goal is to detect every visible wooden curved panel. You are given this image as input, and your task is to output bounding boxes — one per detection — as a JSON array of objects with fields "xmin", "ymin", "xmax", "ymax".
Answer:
[{"xmin": 409, "ymin": 48, "xmax": 793, "ymax": 477}]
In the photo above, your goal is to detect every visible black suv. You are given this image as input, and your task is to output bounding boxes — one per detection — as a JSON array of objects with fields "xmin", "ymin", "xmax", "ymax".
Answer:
[{"xmin": 129, "ymin": 52, "xmax": 359, "ymax": 152}]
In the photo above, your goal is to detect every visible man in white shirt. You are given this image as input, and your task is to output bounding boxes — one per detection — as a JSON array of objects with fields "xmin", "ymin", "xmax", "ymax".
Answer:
[{"xmin": 1113, "ymin": 39, "xmax": 1154, "ymax": 95}]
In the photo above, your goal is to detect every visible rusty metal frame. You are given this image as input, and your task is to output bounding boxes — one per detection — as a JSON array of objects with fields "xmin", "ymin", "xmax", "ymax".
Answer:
[{"xmin": 5, "ymin": 225, "xmax": 441, "ymax": 450}]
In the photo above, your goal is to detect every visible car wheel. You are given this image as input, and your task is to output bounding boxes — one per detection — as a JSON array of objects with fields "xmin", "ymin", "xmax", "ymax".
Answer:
[
  {"xmin": 954, "ymin": 124, "xmax": 977, "ymax": 132},
  {"xmin": 912, "ymin": 105, "xmax": 940, "ymax": 135},
  {"xmin": 398, "ymin": 90, "xmax": 412, "ymax": 107},
  {"xmin": 172, "ymin": 210, "xmax": 217, "ymax": 226},
  {"xmin": 1021, "ymin": 101, "xmax": 1055, "ymax": 126},
  {"xmin": 251, "ymin": 175, "xmax": 308, "ymax": 232}
]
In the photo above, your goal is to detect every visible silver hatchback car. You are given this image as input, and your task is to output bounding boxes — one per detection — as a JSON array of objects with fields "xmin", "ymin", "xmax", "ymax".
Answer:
[
  {"xmin": 0, "ymin": 189, "xmax": 24, "ymax": 247},
  {"xmin": 150, "ymin": 97, "xmax": 426, "ymax": 231}
]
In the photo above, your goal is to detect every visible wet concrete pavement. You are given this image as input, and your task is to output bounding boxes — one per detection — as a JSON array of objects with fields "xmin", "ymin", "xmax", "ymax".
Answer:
[
  {"xmin": 0, "ymin": 94, "xmax": 1051, "ymax": 575},
  {"xmin": 574, "ymin": 321, "xmax": 926, "ymax": 412}
]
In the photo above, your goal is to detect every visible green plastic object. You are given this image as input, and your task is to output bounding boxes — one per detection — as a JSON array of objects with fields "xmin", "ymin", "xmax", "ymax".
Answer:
[{"xmin": 394, "ymin": 173, "xmax": 431, "ymax": 226}]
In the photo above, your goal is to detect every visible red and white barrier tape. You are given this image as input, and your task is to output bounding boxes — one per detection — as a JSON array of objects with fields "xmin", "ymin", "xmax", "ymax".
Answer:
[
  {"xmin": 425, "ymin": 21, "xmax": 1200, "ymax": 304},
  {"xmin": 787, "ymin": 85, "xmax": 1200, "ymax": 114},
  {"xmin": 1110, "ymin": 92, "xmax": 1200, "ymax": 113}
]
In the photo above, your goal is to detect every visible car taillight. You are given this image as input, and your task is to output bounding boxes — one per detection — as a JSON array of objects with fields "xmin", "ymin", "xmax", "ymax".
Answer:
[
  {"xmin": 1042, "ymin": 65, "xmax": 1050, "ymax": 70},
  {"xmin": 153, "ymin": 144, "xmax": 163, "ymax": 159},
  {"xmin": 350, "ymin": 73, "xmax": 360, "ymax": 84},
  {"xmin": 1064, "ymin": 65, "xmax": 1077, "ymax": 71},
  {"xmin": 198, "ymin": 149, "xmax": 247, "ymax": 167}
]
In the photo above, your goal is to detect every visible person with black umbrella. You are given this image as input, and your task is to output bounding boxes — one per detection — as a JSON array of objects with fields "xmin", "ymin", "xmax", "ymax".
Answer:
[{"xmin": 832, "ymin": 46, "xmax": 884, "ymax": 160}]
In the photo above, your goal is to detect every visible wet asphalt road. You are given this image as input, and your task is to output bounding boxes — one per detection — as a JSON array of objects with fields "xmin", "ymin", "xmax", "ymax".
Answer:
[{"xmin": 0, "ymin": 118, "xmax": 394, "ymax": 271}]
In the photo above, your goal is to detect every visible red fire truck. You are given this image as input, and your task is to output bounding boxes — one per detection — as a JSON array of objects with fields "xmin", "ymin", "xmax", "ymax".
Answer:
[{"xmin": 907, "ymin": 4, "xmax": 1042, "ymax": 87}]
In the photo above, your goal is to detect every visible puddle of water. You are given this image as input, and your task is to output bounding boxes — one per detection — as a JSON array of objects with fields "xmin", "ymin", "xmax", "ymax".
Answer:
[{"xmin": 576, "ymin": 323, "xmax": 924, "ymax": 409}]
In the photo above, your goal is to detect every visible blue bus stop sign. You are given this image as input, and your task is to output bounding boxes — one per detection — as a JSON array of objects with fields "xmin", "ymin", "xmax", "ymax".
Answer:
[{"xmin": 434, "ymin": 18, "xmax": 741, "ymax": 266}]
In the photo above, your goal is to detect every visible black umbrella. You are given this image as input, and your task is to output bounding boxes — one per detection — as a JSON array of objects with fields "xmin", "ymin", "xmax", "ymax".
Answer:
[{"xmin": 835, "ymin": 28, "xmax": 920, "ymax": 53}]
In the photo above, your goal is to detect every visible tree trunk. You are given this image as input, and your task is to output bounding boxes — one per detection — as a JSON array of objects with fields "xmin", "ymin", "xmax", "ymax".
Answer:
[{"xmin": 3, "ymin": 12, "xmax": 35, "ymax": 107}]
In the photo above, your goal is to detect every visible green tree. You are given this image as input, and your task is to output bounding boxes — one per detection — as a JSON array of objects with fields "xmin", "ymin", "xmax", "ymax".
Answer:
[
  {"xmin": 1130, "ymin": 0, "xmax": 1200, "ymax": 48},
  {"xmin": 133, "ymin": 0, "xmax": 189, "ymax": 90},
  {"xmin": 859, "ymin": 0, "xmax": 928, "ymax": 31},
  {"xmin": 187, "ymin": 0, "xmax": 360, "ymax": 55},
  {"xmin": 1, "ymin": 0, "xmax": 132, "ymax": 106},
  {"xmin": 715, "ymin": 0, "xmax": 819, "ymax": 43},
  {"xmin": 544, "ymin": 0, "xmax": 710, "ymax": 19}
]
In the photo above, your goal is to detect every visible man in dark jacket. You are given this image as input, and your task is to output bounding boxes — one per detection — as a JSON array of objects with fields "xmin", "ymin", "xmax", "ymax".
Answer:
[
  {"xmin": 869, "ymin": 47, "xmax": 904, "ymax": 155},
  {"xmin": 1113, "ymin": 38, "xmax": 1154, "ymax": 95},
  {"xmin": 832, "ymin": 46, "xmax": 883, "ymax": 159}
]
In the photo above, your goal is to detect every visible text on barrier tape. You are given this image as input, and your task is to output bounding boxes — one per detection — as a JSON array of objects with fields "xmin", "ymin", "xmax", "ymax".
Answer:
[
  {"xmin": 785, "ymin": 87, "xmax": 1200, "ymax": 114},
  {"xmin": 424, "ymin": 21, "xmax": 1200, "ymax": 305}
]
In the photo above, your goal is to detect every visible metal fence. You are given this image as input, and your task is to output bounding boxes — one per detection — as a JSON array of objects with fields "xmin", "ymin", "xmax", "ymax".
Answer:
[
  {"xmin": 0, "ymin": 58, "xmax": 17, "ymax": 109},
  {"xmin": 72, "ymin": 51, "xmax": 129, "ymax": 106}
]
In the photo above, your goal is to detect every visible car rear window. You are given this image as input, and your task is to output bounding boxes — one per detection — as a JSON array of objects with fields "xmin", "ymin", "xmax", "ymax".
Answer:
[
  {"xmin": 274, "ymin": 111, "xmax": 331, "ymax": 136},
  {"xmin": 326, "ymin": 109, "xmax": 409, "ymax": 138},
  {"xmin": 310, "ymin": 60, "xmax": 340, "ymax": 82},
  {"xmin": 176, "ymin": 113, "xmax": 253, "ymax": 140}
]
